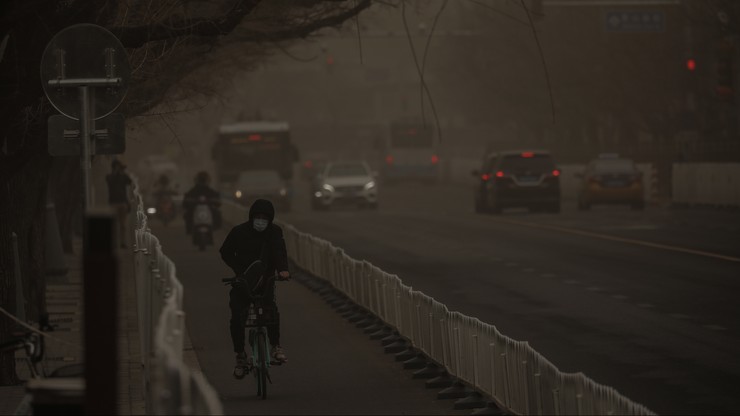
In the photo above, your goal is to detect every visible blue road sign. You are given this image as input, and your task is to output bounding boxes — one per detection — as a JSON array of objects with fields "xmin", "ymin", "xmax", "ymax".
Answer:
[{"xmin": 605, "ymin": 10, "xmax": 665, "ymax": 33}]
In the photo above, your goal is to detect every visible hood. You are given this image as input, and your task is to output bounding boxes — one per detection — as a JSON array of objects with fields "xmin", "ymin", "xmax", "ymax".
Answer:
[
  {"xmin": 249, "ymin": 198, "xmax": 275, "ymax": 222},
  {"xmin": 323, "ymin": 175, "xmax": 373, "ymax": 187}
]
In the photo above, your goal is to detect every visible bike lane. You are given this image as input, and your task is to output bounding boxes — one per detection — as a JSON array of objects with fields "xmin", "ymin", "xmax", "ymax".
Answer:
[{"xmin": 153, "ymin": 221, "xmax": 469, "ymax": 415}]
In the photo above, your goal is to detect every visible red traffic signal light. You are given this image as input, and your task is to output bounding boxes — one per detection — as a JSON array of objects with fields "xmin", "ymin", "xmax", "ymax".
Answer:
[{"xmin": 686, "ymin": 58, "xmax": 696, "ymax": 71}]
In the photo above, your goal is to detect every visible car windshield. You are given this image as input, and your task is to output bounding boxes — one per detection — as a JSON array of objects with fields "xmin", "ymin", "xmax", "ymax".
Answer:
[
  {"xmin": 591, "ymin": 159, "xmax": 636, "ymax": 173},
  {"xmin": 237, "ymin": 170, "xmax": 281, "ymax": 186},
  {"xmin": 499, "ymin": 154, "xmax": 554, "ymax": 171},
  {"xmin": 326, "ymin": 163, "xmax": 369, "ymax": 177}
]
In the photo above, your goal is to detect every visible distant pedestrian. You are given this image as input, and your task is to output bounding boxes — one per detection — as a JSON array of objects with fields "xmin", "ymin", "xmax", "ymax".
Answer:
[{"xmin": 106, "ymin": 159, "xmax": 132, "ymax": 248}]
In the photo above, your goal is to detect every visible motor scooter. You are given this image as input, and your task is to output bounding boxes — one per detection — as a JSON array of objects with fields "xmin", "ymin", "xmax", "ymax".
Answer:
[{"xmin": 192, "ymin": 195, "xmax": 214, "ymax": 251}]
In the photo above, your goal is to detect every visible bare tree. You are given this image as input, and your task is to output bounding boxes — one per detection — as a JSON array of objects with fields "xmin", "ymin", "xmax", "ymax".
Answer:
[{"xmin": 0, "ymin": 0, "xmax": 372, "ymax": 385}]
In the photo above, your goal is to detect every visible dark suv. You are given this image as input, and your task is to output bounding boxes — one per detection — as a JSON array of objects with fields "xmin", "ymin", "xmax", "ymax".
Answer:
[{"xmin": 473, "ymin": 150, "xmax": 561, "ymax": 213}]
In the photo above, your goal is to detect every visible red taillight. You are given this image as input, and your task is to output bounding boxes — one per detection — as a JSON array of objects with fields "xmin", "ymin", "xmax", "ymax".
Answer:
[
  {"xmin": 431, "ymin": 155, "xmax": 439, "ymax": 164},
  {"xmin": 495, "ymin": 171, "xmax": 505, "ymax": 178},
  {"xmin": 521, "ymin": 152, "xmax": 534, "ymax": 158},
  {"xmin": 481, "ymin": 174, "xmax": 491, "ymax": 181},
  {"xmin": 552, "ymin": 169, "xmax": 560, "ymax": 177},
  {"xmin": 248, "ymin": 134, "xmax": 262, "ymax": 141},
  {"xmin": 385, "ymin": 155, "xmax": 394, "ymax": 164},
  {"xmin": 304, "ymin": 160, "xmax": 313, "ymax": 168}
]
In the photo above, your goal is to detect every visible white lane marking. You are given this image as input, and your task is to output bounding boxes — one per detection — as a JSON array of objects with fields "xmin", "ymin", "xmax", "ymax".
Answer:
[
  {"xmin": 637, "ymin": 303, "xmax": 655, "ymax": 309},
  {"xmin": 492, "ymin": 218, "xmax": 740, "ymax": 263},
  {"xmin": 563, "ymin": 279, "xmax": 579, "ymax": 285},
  {"xmin": 612, "ymin": 294, "xmax": 628, "ymax": 300},
  {"xmin": 540, "ymin": 273, "xmax": 557, "ymax": 278},
  {"xmin": 522, "ymin": 268, "xmax": 536, "ymax": 273},
  {"xmin": 600, "ymin": 225, "xmax": 661, "ymax": 231},
  {"xmin": 704, "ymin": 324, "xmax": 727, "ymax": 331},
  {"xmin": 669, "ymin": 313, "xmax": 692, "ymax": 320}
]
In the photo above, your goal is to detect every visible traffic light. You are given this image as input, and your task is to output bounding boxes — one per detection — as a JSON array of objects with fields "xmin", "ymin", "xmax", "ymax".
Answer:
[{"xmin": 686, "ymin": 58, "xmax": 696, "ymax": 72}]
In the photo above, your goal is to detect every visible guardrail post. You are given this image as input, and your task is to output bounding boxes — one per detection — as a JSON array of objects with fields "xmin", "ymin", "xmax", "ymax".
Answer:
[
  {"xmin": 576, "ymin": 393, "xmax": 583, "ymax": 416},
  {"xmin": 489, "ymin": 343, "xmax": 496, "ymax": 398},
  {"xmin": 429, "ymin": 312, "xmax": 435, "ymax": 358},
  {"xmin": 552, "ymin": 388, "xmax": 560, "ymax": 416},
  {"xmin": 501, "ymin": 352, "xmax": 510, "ymax": 409},
  {"xmin": 472, "ymin": 334, "xmax": 479, "ymax": 389},
  {"xmin": 534, "ymin": 372, "xmax": 543, "ymax": 415},
  {"xmin": 440, "ymin": 319, "xmax": 449, "ymax": 368},
  {"xmin": 522, "ymin": 360, "xmax": 530, "ymax": 415}
]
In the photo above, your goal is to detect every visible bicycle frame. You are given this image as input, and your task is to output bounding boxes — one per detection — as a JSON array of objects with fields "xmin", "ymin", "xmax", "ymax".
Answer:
[
  {"xmin": 224, "ymin": 266, "xmax": 281, "ymax": 400},
  {"xmin": 245, "ymin": 295, "xmax": 276, "ymax": 400}
]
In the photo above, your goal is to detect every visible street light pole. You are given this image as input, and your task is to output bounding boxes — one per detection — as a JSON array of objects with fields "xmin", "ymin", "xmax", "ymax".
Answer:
[{"xmin": 79, "ymin": 86, "xmax": 91, "ymax": 211}]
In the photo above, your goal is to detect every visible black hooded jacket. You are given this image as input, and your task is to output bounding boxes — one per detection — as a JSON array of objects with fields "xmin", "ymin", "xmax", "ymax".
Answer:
[{"xmin": 219, "ymin": 199, "xmax": 289, "ymax": 277}]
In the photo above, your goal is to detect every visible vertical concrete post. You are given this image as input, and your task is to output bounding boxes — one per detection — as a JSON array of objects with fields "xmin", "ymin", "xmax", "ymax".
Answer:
[{"xmin": 83, "ymin": 212, "xmax": 117, "ymax": 415}]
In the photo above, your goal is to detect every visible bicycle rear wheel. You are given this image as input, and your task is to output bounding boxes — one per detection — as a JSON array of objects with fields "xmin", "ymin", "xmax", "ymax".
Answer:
[{"xmin": 256, "ymin": 331, "xmax": 268, "ymax": 400}]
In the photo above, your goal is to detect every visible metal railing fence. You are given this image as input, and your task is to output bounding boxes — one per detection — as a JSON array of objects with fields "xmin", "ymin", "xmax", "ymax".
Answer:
[
  {"xmin": 129, "ymin": 176, "xmax": 223, "ymax": 415},
  {"xmin": 221, "ymin": 199, "xmax": 654, "ymax": 415}
]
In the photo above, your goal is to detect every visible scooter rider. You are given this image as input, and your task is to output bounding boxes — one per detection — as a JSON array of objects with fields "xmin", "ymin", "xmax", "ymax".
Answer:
[
  {"xmin": 182, "ymin": 171, "xmax": 221, "ymax": 234},
  {"xmin": 219, "ymin": 199, "xmax": 290, "ymax": 379}
]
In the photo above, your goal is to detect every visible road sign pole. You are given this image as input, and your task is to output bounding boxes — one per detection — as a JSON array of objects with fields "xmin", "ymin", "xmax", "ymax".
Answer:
[{"xmin": 80, "ymin": 85, "xmax": 92, "ymax": 210}]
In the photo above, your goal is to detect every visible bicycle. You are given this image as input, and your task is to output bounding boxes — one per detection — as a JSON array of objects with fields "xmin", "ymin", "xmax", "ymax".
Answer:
[{"xmin": 223, "ymin": 260, "xmax": 286, "ymax": 400}]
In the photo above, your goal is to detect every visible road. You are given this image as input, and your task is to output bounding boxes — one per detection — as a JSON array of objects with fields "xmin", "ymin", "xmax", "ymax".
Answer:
[
  {"xmin": 153, "ymin": 220, "xmax": 471, "ymax": 415},
  {"xmin": 273, "ymin": 180, "xmax": 740, "ymax": 415}
]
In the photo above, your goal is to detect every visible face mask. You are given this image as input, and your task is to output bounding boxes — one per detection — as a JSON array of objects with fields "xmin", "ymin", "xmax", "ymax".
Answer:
[{"xmin": 253, "ymin": 218, "xmax": 269, "ymax": 232}]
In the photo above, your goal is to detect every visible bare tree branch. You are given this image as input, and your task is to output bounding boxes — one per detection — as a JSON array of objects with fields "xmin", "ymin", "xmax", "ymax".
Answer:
[{"xmin": 111, "ymin": 0, "xmax": 262, "ymax": 48}]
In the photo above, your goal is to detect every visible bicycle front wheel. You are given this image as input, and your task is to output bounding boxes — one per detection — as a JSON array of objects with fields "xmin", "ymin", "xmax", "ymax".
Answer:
[{"xmin": 256, "ymin": 331, "xmax": 268, "ymax": 400}]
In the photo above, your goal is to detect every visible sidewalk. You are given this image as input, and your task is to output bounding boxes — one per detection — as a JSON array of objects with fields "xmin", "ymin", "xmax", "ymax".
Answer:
[{"xmin": 0, "ymin": 235, "xmax": 155, "ymax": 415}]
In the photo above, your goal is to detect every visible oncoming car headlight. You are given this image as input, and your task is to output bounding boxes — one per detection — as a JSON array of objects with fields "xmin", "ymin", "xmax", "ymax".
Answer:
[
  {"xmin": 364, "ymin": 181, "xmax": 376, "ymax": 190},
  {"xmin": 322, "ymin": 184, "xmax": 335, "ymax": 193},
  {"xmin": 235, "ymin": 190, "xmax": 242, "ymax": 198},
  {"xmin": 146, "ymin": 207, "xmax": 157, "ymax": 215}
]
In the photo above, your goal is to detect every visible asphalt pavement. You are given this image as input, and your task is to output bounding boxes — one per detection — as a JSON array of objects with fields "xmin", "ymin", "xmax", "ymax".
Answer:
[{"xmin": 151, "ymin": 220, "xmax": 473, "ymax": 415}]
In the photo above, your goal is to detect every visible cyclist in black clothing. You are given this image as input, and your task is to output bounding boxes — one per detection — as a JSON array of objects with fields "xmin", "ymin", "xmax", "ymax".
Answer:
[
  {"xmin": 220, "ymin": 198, "xmax": 290, "ymax": 378},
  {"xmin": 182, "ymin": 171, "xmax": 221, "ymax": 234}
]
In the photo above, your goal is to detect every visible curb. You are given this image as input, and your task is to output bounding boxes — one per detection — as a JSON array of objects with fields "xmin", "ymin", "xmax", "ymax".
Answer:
[{"xmin": 291, "ymin": 265, "xmax": 512, "ymax": 415}]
